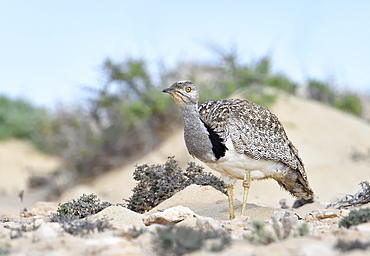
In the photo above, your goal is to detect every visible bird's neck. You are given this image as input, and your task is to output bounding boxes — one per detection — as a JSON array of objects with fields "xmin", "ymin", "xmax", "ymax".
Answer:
[
  {"xmin": 181, "ymin": 104, "xmax": 214, "ymax": 162},
  {"xmin": 181, "ymin": 104, "xmax": 202, "ymax": 128}
]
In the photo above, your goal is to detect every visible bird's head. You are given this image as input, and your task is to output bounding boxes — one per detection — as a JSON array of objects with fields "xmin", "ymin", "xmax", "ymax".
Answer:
[{"xmin": 162, "ymin": 80, "xmax": 199, "ymax": 106}]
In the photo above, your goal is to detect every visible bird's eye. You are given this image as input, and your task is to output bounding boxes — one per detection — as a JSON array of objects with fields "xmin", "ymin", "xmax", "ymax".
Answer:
[{"xmin": 185, "ymin": 87, "xmax": 192, "ymax": 93}]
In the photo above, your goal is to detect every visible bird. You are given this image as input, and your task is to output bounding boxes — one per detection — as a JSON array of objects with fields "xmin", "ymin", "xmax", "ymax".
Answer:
[{"xmin": 162, "ymin": 80, "xmax": 314, "ymax": 219}]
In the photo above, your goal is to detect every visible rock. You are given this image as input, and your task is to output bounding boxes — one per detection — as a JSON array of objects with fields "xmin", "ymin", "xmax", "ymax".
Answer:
[
  {"xmin": 143, "ymin": 206, "xmax": 198, "ymax": 226},
  {"xmin": 196, "ymin": 216, "xmax": 223, "ymax": 231},
  {"xmin": 176, "ymin": 217, "xmax": 198, "ymax": 228},
  {"xmin": 33, "ymin": 222, "xmax": 61, "ymax": 241},
  {"xmin": 305, "ymin": 209, "xmax": 341, "ymax": 221}
]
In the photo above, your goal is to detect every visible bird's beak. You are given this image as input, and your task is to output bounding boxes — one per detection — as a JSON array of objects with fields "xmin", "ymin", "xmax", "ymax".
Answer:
[
  {"xmin": 162, "ymin": 87, "xmax": 183, "ymax": 104},
  {"xmin": 162, "ymin": 88, "xmax": 176, "ymax": 94}
]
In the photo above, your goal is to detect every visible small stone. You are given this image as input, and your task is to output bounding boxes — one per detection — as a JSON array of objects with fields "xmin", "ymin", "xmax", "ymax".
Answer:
[
  {"xmin": 33, "ymin": 222, "xmax": 60, "ymax": 240},
  {"xmin": 305, "ymin": 210, "xmax": 340, "ymax": 221},
  {"xmin": 143, "ymin": 206, "xmax": 198, "ymax": 226},
  {"xmin": 196, "ymin": 216, "xmax": 223, "ymax": 231}
]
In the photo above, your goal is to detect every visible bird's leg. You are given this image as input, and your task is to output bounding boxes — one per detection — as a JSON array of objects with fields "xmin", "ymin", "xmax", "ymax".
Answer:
[
  {"xmin": 241, "ymin": 171, "xmax": 251, "ymax": 216},
  {"xmin": 226, "ymin": 184, "xmax": 235, "ymax": 219}
]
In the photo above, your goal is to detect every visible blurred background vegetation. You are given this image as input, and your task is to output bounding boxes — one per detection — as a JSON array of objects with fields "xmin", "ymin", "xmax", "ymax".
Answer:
[{"xmin": 0, "ymin": 47, "xmax": 366, "ymax": 192}]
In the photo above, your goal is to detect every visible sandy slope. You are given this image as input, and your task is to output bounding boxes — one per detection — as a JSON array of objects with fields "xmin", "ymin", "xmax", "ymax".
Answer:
[
  {"xmin": 63, "ymin": 92, "xmax": 370, "ymax": 209},
  {"xmin": 0, "ymin": 140, "xmax": 61, "ymax": 214}
]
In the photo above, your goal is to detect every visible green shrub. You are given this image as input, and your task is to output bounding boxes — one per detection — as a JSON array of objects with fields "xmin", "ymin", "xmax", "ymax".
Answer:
[
  {"xmin": 0, "ymin": 95, "xmax": 54, "ymax": 152},
  {"xmin": 296, "ymin": 222, "xmax": 310, "ymax": 237},
  {"xmin": 246, "ymin": 219, "xmax": 275, "ymax": 244},
  {"xmin": 339, "ymin": 208, "xmax": 370, "ymax": 228},
  {"xmin": 334, "ymin": 92, "xmax": 362, "ymax": 116},
  {"xmin": 266, "ymin": 73, "xmax": 298, "ymax": 94},
  {"xmin": 307, "ymin": 79, "xmax": 334, "ymax": 103}
]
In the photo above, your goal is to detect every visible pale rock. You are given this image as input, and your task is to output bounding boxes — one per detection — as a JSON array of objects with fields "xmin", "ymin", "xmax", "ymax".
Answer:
[
  {"xmin": 305, "ymin": 209, "xmax": 340, "ymax": 221},
  {"xmin": 196, "ymin": 216, "xmax": 223, "ymax": 231},
  {"xmin": 143, "ymin": 205, "xmax": 198, "ymax": 226},
  {"xmin": 176, "ymin": 216, "xmax": 197, "ymax": 228},
  {"xmin": 220, "ymin": 216, "xmax": 250, "ymax": 240},
  {"xmin": 33, "ymin": 222, "xmax": 60, "ymax": 241}
]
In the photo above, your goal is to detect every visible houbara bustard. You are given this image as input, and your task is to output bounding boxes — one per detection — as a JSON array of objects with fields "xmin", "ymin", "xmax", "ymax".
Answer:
[{"xmin": 163, "ymin": 80, "xmax": 314, "ymax": 219}]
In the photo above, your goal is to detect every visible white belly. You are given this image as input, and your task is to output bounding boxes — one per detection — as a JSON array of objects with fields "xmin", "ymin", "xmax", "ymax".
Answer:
[{"xmin": 205, "ymin": 139, "xmax": 286, "ymax": 185}]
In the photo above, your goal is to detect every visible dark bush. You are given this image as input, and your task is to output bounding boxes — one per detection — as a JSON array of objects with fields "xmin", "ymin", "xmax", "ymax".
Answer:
[
  {"xmin": 51, "ymin": 193, "xmax": 112, "ymax": 221},
  {"xmin": 59, "ymin": 218, "xmax": 112, "ymax": 236},
  {"xmin": 126, "ymin": 156, "xmax": 226, "ymax": 213},
  {"xmin": 335, "ymin": 239, "xmax": 370, "ymax": 252},
  {"xmin": 50, "ymin": 194, "xmax": 113, "ymax": 236}
]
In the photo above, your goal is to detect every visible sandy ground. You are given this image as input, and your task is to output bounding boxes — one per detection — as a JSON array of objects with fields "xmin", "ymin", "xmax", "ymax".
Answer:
[{"xmin": 1, "ymin": 92, "xmax": 370, "ymax": 214}]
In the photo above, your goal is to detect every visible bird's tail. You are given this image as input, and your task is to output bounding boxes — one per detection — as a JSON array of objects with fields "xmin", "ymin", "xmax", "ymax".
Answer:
[{"xmin": 276, "ymin": 167, "xmax": 314, "ymax": 200}]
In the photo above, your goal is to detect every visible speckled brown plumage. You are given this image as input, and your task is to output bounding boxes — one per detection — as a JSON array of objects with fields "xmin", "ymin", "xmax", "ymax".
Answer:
[
  {"xmin": 199, "ymin": 99, "xmax": 306, "ymax": 178},
  {"xmin": 199, "ymin": 99, "xmax": 313, "ymax": 199},
  {"xmin": 163, "ymin": 80, "xmax": 314, "ymax": 218}
]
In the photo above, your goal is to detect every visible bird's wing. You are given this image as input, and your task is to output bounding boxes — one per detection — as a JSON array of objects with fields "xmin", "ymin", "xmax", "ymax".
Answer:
[{"xmin": 199, "ymin": 99, "xmax": 308, "ymax": 180}]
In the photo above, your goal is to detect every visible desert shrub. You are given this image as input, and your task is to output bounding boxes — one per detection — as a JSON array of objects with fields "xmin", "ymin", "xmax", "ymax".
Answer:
[
  {"xmin": 334, "ymin": 92, "xmax": 362, "ymax": 116},
  {"xmin": 246, "ymin": 219, "xmax": 275, "ymax": 245},
  {"xmin": 339, "ymin": 208, "xmax": 370, "ymax": 228},
  {"xmin": 266, "ymin": 73, "xmax": 298, "ymax": 94},
  {"xmin": 58, "ymin": 218, "xmax": 112, "ymax": 236},
  {"xmin": 0, "ymin": 95, "xmax": 54, "ymax": 152},
  {"xmin": 42, "ymin": 58, "xmax": 180, "ymax": 179},
  {"xmin": 51, "ymin": 193, "xmax": 112, "ymax": 221},
  {"xmin": 295, "ymin": 222, "xmax": 310, "ymax": 237},
  {"xmin": 126, "ymin": 156, "xmax": 227, "ymax": 213},
  {"xmin": 307, "ymin": 79, "xmax": 334, "ymax": 103},
  {"xmin": 153, "ymin": 225, "xmax": 230, "ymax": 256},
  {"xmin": 50, "ymin": 194, "xmax": 113, "ymax": 236},
  {"xmin": 307, "ymin": 79, "xmax": 363, "ymax": 117}
]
